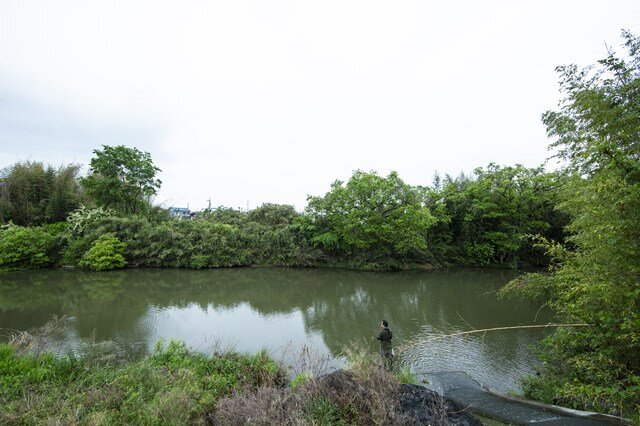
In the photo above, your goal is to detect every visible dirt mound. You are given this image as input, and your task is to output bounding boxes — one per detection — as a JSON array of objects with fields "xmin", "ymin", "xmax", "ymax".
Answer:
[
  {"xmin": 397, "ymin": 384, "xmax": 482, "ymax": 425},
  {"xmin": 214, "ymin": 369, "xmax": 483, "ymax": 425}
]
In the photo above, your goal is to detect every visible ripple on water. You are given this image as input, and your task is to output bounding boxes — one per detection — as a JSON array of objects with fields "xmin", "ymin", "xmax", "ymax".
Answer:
[{"xmin": 403, "ymin": 330, "xmax": 542, "ymax": 393}]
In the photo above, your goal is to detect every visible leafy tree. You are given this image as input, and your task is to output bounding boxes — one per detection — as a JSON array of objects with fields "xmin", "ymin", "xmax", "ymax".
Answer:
[
  {"xmin": 463, "ymin": 165, "xmax": 567, "ymax": 265},
  {"xmin": 0, "ymin": 162, "xmax": 81, "ymax": 226},
  {"xmin": 499, "ymin": 31, "xmax": 640, "ymax": 416},
  {"xmin": 426, "ymin": 166, "xmax": 568, "ymax": 266},
  {"xmin": 80, "ymin": 145, "xmax": 161, "ymax": 214},
  {"xmin": 305, "ymin": 170, "xmax": 435, "ymax": 268}
]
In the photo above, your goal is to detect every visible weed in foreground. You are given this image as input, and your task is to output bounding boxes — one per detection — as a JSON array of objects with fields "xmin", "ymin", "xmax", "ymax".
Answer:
[
  {"xmin": 214, "ymin": 343, "xmax": 439, "ymax": 425},
  {"xmin": 0, "ymin": 332, "xmax": 285, "ymax": 425}
]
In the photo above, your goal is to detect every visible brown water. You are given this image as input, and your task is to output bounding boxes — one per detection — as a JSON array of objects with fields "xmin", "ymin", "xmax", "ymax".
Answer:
[{"xmin": 0, "ymin": 267, "xmax": 552, "ymax": 392}]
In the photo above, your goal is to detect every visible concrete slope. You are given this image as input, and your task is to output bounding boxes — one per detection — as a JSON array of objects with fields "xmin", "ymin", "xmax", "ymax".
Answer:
[{"xmin": 424, "ymin": 371, "xmax": 629, "ymax": 425}]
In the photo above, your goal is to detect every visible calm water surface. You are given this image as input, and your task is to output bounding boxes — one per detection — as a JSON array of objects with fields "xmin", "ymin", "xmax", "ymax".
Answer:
[{"xmin": 0, "ymin": 267, "xmax": 552, "ymax": 392}]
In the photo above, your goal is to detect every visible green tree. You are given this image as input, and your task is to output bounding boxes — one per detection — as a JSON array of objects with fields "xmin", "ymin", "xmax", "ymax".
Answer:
[
  {"xmin": 0, "ymin": 162, "xmax": 81, "ymax": 226},
  {"xmin": 305, "ymin": 170, "xmax": 435, "ymax": 268},
  {"xmin": 426, "ymin": 166, "xmax": 568, "ymax": 266},
  {"xmin": 80, "ymin": 145, "xmax": 161, "ymax": 214},
  {"xmin": 499, "ymin": 31, "xmax": 640, "ymax": 416},
  {"xmin": 463, "ymin": 165, "xmax": 567, "ymax": 265}
]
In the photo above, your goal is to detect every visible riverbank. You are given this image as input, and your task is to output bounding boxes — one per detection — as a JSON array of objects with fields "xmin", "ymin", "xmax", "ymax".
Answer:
[
  {"xmin": 0, "ymin": 340, "xmax": 283, "ymax": 424},
  {"xmin": 0, "ymin": 337, "xmax": 478, "ymax": 425},
  {"xmin": 3, "ymin": 334, "xmax": 631, "ymax": 425}
]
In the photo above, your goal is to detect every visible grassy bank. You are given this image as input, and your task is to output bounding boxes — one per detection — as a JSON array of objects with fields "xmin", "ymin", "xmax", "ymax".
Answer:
[
  {"xmin": 0, "ymin": 340, "xmax": 284, "ymax": 424},
  {"xmin": 0, "ymin": 333, "xmax": 431, "ymax": 425}
]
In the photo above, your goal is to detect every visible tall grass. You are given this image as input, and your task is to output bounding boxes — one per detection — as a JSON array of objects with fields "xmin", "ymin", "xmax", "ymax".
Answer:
[
  {"xmin": 0, "ymin": 328, "xmax": 284, "ymax": 425},
  {"xmin": 1, "ymin": 322, "xmax": 446, "ymax": 424},
  {"xmin": 215, "ymin": 342, "xmax": 437, "ymax": 425}
]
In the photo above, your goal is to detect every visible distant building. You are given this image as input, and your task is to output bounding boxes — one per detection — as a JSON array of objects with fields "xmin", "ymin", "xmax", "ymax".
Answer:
[{"xmin": 168, "ymin": 207, "xmax": 192, "ymax": 219}]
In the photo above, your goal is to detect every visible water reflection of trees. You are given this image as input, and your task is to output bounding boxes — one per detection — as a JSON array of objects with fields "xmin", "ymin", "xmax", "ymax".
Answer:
[{"xmin": 0, "ymin": 267, "xmax": 552, "ymax": 366}]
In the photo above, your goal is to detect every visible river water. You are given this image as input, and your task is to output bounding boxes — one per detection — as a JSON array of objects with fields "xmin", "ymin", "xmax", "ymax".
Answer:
[{"xmin": 0, "ymin": 267, "xmax": 552, "ymax": 392}]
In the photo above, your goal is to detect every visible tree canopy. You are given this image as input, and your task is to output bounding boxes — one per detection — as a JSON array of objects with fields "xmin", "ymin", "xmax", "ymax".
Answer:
[
  {"xmin": 426, "ymin": 164, "xmax": 568, "ymax": 266},
  {"xmin": 0, "ymin": 162, "xmax": 81, "ymax": 226},
  {"xmin": 304, "ymin": 170, "xmax": 435, "ymax": 268},
  {"xmin": 80, "ymin": 145, "xmax": 161, "ymax": 215}
]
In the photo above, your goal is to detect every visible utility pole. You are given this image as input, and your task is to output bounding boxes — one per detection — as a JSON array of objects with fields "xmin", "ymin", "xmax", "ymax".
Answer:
[{"xmin": 207, "ymin": 198, "xmax": 212, "ymax": 210}]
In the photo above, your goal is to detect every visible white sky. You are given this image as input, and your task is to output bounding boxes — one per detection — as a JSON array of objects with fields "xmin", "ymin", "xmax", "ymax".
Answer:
[{"xmin": 1, "ymin": 1, "xmax": 639, "ymax": 211}]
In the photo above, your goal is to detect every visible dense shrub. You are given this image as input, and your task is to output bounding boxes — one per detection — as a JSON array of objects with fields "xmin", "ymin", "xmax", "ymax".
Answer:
[
  {"xmin": 0, "ymin": 157, "xmax": 573, "ymax": 273},
  {"xmin": 0, "ymin": 225, "xmax": 55, "ymax": 271},
  {"xmin": 79, "ymin": 234, "xmax": 127, "ymax": 271}
]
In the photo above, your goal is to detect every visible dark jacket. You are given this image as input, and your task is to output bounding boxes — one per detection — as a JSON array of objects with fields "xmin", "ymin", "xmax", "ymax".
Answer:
[{"xmin": 377, "ymin": 327, "xmax": 393, "ymax": 356}]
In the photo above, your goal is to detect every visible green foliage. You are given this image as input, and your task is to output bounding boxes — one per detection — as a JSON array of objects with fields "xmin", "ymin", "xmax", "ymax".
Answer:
[
  {"xmin": 305, "ymin": 170, "xmax": 436, "ymax": 268},
  {"xmin": 66, "ymin": 206, "xmax": 114, "ymax": 236},
  {"xmin": 288, "ymin": 372, "xmax": 311, "ymax": 388},
  {"xmin": 0, "ymin": 225, "xmax": 55, "ymax": 271},
  {"xmin": 248, "ymin": 203, "xmax": 298, "ymax": 227},
  {"xmin": 80, "ymin": 145, "xmax": 161, "ymax": 215},
  {"xmin": 40, "ymin": 222, "xmax": 70, "ymax": 265},
  {"xmin": 56, "ymin": 207, "xmax": 318, "ymax": 269},
  {"xmin": 497, "ymin": 272, "xmax": 557, "ymax": 304},
  {"xmin": 0, "ymin": 161, "xmax": 81, "ymax": 226},
  {"xmin": 0, "ymin": 344, "xmax": 79, "ymax": 400},
  {"xmin": 131, "ymin": 219, "xmax": 252, "ymax": 268},
  {"xmin": 199, "ymin": 206, "xmax": 247, "ymax": 226},
  {"xmin": 307, "ymin": 396, "xmax": 345, "ymax": 425},
  {"xmin": 501, "ymin": 31, "xmax": 640, "ymax": 416},
  {"xmin": 79, "ymin": 233, "xmax": 127, "ymax": 271},
  {"xmin": 395, "ymin": 366, "xmax": 418, "ymax": 385},
  {"xmin": 463, "ymin": 242, "xmax": 494, "ymax": 265},
  {"xmin": 427, "ymin": 165, "xmax": 568, "ymax": 266},
  {"xmin": 63, "ymin": 210, "xmax": 146, "ymax": 266},
  {"xmin": 521, "ymin": 329, "xmax": 640, "ymax": 416}
]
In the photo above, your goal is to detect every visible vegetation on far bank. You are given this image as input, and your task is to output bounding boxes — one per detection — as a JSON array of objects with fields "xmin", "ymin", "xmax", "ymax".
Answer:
[{"xmin": 0, "ymin": 155, "xmax": 568, "ymax": 272}]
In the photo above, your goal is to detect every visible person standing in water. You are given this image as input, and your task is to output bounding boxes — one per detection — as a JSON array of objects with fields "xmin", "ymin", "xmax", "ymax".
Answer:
[{"xmin": 377, "ymin": 320, "xmax": 393, "ymax": 371}]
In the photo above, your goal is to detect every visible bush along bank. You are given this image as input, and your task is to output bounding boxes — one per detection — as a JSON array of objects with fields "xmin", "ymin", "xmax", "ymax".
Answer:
[
  {"xmin": 0, "ymin": 337, "xmax": 478, "ymax": 425},
  {"xmin": 0, "ymin": 164, "xmax": 569, "ymax": 273}
]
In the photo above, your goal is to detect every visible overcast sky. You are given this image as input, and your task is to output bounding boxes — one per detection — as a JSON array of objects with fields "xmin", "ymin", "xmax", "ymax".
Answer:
[{"xmin": 1, "ymin": 1, "xmax": 639, "ymax": 211}]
